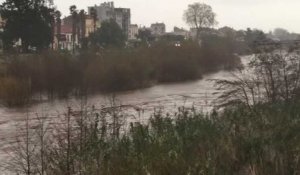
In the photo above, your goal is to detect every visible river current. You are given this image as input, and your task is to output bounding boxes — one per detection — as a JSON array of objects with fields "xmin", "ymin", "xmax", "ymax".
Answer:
[{"xmin": 0, "ymin": 55, "xmax": 252, "ymax": 172}]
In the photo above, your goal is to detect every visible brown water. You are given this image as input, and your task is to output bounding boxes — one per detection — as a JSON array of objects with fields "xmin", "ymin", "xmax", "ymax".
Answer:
[{"xmin": 0, "ymin": 55, "xmax": 252, "ymax": 172}]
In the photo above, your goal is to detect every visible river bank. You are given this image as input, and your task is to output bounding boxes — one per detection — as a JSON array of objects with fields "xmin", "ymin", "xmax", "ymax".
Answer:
[
  {"xmin": 0, "ymin": 41, "xmax": 241, "ymax": 107},
  {"xmin": 0, "ymin": 56, "xmax": 254, "ymax": 174}
]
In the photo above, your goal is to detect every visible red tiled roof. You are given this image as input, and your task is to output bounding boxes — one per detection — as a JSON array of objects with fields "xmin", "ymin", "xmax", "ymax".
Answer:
[{"xmin": 60, "ymin": 25, "xmax": 72, "ymax": 34}]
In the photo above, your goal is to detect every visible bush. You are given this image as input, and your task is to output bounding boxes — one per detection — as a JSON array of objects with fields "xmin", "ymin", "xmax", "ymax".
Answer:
[
  {"xmin": 0, "ymin": 77, "xmax": 31, "ymax": 106},
  {"xmin": 4, "ymin": 102, "xmax": 300, "ymax": 174},
  {"xmin": 0, "ymin": 41, "xmax": 240, "ymax": 106},
  {"xmin": 151, "ymin": 42, "xmax": 201, "ymax": 82}
]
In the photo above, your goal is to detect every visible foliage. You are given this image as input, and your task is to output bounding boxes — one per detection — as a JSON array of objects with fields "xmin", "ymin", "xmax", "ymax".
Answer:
[
  {"xmin": 3, "ymin": 100, "xmax": 300, "ymax": 174},
  {"xmin": 273, "ymin": 28, "xmax": 289, "ymax": 40},
  {"xmin": 150, "ymin": 41, "xmax": 201, "ymax": 82},
  {"xmin": 244, "ymin": 28, "xmax": 268, "ymax": 52},
  {"xmin": 0, "ymin": 41, "xmax": 240, "ymax": 106},
  {"xmin": 200, "ymin": 34, "xmax": 241, "ymax": 71},
  {"xmin": 89, "ymin": 19, "xmax": 126, "ymax": 48},
  {"xmin": 215, "ymin": 50, "xmax": 300, "ymax": 108},
  {"xmin": 183, "ymin": 2, "xmax": 217, "ymax": 39},
  {"xmin": 0, "ymin": 76, "xmax": 31, "ymax": 106},
  {"xmin": 54, "ymin": 10, "xmax": 62, "ymax": 49},
  {"xmin": 0, "ymin": 0, "xmax": 55, "ymax": 52},
  {"xmin": 136, "ymin": 28, "xmax": 155, "ymax": 44},
  {"xmin": 218, "ymin": 27, "xmax": 249, "ymax": 55},
  {"xmin": 68, "ymin": 5, "xmax": 88, "ymax": 51},
  {"xmin": 89, "ymin": 7, "xmax": 98, "ymax": 32}
]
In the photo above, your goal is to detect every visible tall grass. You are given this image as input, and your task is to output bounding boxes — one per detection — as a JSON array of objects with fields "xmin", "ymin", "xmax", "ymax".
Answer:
[
  {"xmin": 0, "ymin": 40, "xmax": 240, "ymax": 106},
  {"xmin": 3, "ymin": 102, "xmax": 300, "ymax": 174},
  {"xmin": 0, "ymin": 76, "xmax": 31, "ymax": 106}
]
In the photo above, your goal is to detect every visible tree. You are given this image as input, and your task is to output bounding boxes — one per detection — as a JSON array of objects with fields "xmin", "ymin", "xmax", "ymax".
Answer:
[
  {"xmin": 70, "ymin": 5, "xmax": 78, "ymax": 53},
  {"xmin": 89, "ymin": 19, "xmax": 125, "ymax": 48},
  {"xmin": 245, "ymin": 28, "xmax": 268, "ymax": 51},
  {"xmin": 136, "ymin": 28, "xmax": 155, "ymax": 44},
  {"xmin": 78, "ymin": 10, "xmax": 87, "ymax": 49},
  {"xmin": 90, "ymin": 7, "xmax": 98, "ymax": 32},
  {"xmin": 216, "ymin": 50, "xmax": 300, "ymax": 108},
  {"xmin": 218, "ymin": 26, "xmax": 236, "ymax": 39},
  {"xmin": 273, "ymin": 28, "xmax": 290, "ymax": 41},
  {"xmin": 0, "ymin": 0, "xmax": 55, "ymax": 52},
  {"xmin": 55, "ymin": 10, "xmax": 62, "ymax": 50},
  {"xmin": 183, "ymin": 2, "xmax": 217, "ymax": 39}
]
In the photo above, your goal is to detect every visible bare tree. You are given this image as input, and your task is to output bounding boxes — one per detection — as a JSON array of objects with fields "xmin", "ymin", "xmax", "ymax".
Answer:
[
  {"xmin": 215, "ymin": 49, "xmax": 300, "ymax": 109},
  {"xmin": 183, "ymin": 2, "xmax": 217, "ymax": 39},
  {"xmin": 34, "ymin": 113, "xmax": 50, "ymax": 175},
  {"xmin": 4, "ymin": 110, "xmax": 37, "ymax": 175}
]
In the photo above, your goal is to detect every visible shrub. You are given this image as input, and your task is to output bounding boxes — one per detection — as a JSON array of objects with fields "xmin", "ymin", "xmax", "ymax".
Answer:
[
  {"xmin": 0, "ymin": 76, "xmax": 31, "ymax": 106},
  {"xmin": 4, "ymin": 102, "xmax": 300, "ymax": 174},
  {"xmin": 0, "ymin": 41, "xmax": 240, "ymax": 106}
]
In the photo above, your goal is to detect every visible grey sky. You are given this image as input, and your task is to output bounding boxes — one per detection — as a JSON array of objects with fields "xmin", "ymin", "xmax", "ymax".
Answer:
[{"xmin": 12, "ymin": 0, "xmax": 300, "ymax": 32}]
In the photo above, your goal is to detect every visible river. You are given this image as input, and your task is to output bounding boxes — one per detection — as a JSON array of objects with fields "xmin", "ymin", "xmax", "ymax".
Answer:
[{"xmin": 0, "ymin": 55, "xmax": 251, "ymax": 172}]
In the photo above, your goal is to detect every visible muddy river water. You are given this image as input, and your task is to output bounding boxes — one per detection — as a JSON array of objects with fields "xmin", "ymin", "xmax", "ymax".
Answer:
[{"xmin": 0, "ymin": 55, "xmax": 252, "ymax": 173}]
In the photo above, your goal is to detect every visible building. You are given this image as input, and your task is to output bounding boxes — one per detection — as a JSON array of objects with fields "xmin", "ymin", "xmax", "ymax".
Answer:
[
  {"xmin": 62, "ymin": 15, "xmax": 100, "ymax": 38},
  {"xmin": 53, "ymin": 16, "xmax": 79, "ymax": 51},
  {"xmin": 128, "ymin": 24, "xmax": 138, "ymax": 40},
  {"xmin": 188, "ymin": 27, "xmax": 219, "ymax": 40},
  {"xmin": 53, "ymin": 14, "xmax": 101, "ymax": 51},
  {"xmin": 115, "ymin": 8, "xmax": 131, "ymax": 39},
  {"xmin": 173, "ymin": 27, "xmax": 189, "ymax": 39},
  {"xmin": 53, "ymin": 24, "xmax": 78, "ymax": 51},
  {"xmin": 88, "ymin": 2, "xmax": 131, "ymax": 39},
  {"xmin": 85, "ymin": 15, "xmax": 101, "ymax": 37},
  {"xmin": 150, "ymin": 23, "xmax": 166, "ymax": 36},
  {"xmin": 61, "ymin": 15, "xmax": 73, "ymax": 26},
  {"xmin": 88, "ymin": 2, "xmax": 115, "ymax": 22}
]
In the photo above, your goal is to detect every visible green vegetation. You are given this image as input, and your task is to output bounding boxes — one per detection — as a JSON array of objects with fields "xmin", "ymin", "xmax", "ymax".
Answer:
[
  {"xmin": 89, "ymin": 19, "xmax": 126, "ymax": 49},
  {"xmin": 1, "ymin": 55, "xmax": 300, "ymax": 175},
  {"xmin": 0, "ymin": 1, "xmax": 299, "ymax": 174},
  {"xmin": 216, "ymin": 50, "xmax": 300, "ymax": 108},
  {"xmin": 136, "ymin": 28, "xmax": 155, "ymax": 44},
  {"xmin": 3, "ymin": 100, "xmax": 300, "ymax": 174},
  {"xmin": 0, "ymin": 0, "xmax": 54, "ymax": 52},
  {"xmin": 0, "ymin": 40, "xmax": 240, "ymax": 107},
  {"xmin": 3, "ymin": 50, "xmax": 300, "ymax": 175}
]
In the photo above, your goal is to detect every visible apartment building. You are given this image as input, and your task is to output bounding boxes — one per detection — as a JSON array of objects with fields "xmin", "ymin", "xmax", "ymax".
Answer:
[
  {"xmin": 150, "ymin": 23, "xmax": 166, "ymax": 36},
  {"xmin": 88, "ymin": 2, "xmax": 115, "ymax": 22},
  {"xmin": 88, "ymin": 2, "xmax": 131, "ymax": 39},
  {"xmin": 115, "ymin": 8, "xmax": 131, "ymax": 39},
  {"xmin": 85, "ymin": 15, "xmax": 101, "ymax": 37},
  {"xmin": 128, "ymin": 24, "xmax": 139, "ymax": 40}
]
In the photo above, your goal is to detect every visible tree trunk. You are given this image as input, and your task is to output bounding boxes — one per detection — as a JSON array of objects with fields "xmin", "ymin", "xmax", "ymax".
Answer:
[{"xmin": 22, "ymin": 39, "xmax": 29, "ymax": 53}]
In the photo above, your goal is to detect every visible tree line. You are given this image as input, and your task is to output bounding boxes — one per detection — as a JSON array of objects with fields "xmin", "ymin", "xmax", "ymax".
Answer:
[
  {"xmin": 0, "ymin": 0, "xmax": 276, "ymax": 53},
  {"xmin": 0, "ymin": 0, "xmax": 126, "ymax": 53},
  {"xmin": 3, "ymin": 44, "xmax": 300, "ymax": 175},
  {"xmin": 0, "ymin": 40, "xmax": 240, "ymax": 107}
]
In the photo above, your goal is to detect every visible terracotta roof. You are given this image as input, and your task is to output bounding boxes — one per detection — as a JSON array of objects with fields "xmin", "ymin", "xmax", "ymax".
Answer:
[{"xmin": 60, "ymin": 25, "xmax": 72, "ymax": 34}]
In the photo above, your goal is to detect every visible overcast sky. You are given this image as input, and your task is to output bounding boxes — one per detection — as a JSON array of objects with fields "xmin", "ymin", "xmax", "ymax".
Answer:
[{"xmin": 7, "ymin": 0, "xmax": 300, "ymax": 32}]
